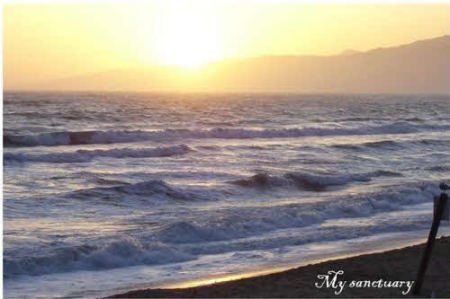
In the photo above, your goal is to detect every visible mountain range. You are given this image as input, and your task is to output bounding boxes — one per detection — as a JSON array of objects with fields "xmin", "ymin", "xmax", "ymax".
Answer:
[{"xmin": 33, "ymin": 35, "xmax": 450, "ymax": 94}]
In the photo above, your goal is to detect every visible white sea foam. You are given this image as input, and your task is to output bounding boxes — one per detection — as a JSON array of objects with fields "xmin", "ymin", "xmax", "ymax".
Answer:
[
  {"xmin": 4, "ymin": 238, "xmax": 194, "ymax": 277},
  {"xmin": 3, "ymin": 182, "xmax": 442, "ymax": 277}
]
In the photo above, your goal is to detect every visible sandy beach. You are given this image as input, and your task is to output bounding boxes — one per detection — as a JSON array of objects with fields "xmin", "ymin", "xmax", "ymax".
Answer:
[{"xmin": 111, "ymin": 236, "xmax": 450, "ymax": 298}]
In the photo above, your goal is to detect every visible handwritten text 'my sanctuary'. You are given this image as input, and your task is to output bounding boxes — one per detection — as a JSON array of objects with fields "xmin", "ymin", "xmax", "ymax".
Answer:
[{"xmin": 315, "ymin": 270, "xmax": 414, "ymax": 295}]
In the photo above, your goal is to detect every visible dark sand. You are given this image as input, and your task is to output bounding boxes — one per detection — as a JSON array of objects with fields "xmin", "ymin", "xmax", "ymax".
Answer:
[{"xmin": 110, "ymin": 236, "xmax": 450, "ymax": 298}]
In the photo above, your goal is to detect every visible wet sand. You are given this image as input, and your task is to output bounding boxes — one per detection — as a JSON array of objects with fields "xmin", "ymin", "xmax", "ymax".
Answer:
[{"xmin": 110, "ymin": 236, "xmax": 450, "ymax": 298}]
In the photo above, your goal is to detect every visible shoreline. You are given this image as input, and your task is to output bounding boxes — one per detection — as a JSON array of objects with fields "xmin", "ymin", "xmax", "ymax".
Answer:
[{"xmin": 110, "ymin": 236, "xmax": 450, "ymax": 298}]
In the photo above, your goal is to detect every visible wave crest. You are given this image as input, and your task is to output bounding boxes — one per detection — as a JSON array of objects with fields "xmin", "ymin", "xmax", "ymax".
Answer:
[
  {"xmin": 4, "ymin": 145, "xmax": 192, "ymax": 163},
  {"xmin": 230, "ymin": 170, "xmax": 402, "ymax": 191},
  {"xmin": 5, "ymin": 122, "xmax": 449, "ymax": 147},
  {"xmin": 68, "ymin": 179, "xmax": 225, "ymax": 202},
  {"xmin": 4, "ymin": 238, "xmax": 193, "ymax": 277}
]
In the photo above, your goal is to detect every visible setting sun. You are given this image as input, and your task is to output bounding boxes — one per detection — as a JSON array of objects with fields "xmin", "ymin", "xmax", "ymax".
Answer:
[
  {"xmin": 4, "ymin": 2, "xmax": 450, "ymax": 90},
  {"xmin": 155, "ymin": 8, "xmax": 219, "ymax": 68}
]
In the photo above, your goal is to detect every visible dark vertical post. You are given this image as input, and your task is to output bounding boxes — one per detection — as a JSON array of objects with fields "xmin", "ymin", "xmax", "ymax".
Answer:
[{"xmin": 413, "ymin": 184, "xmax": 448, "ymax": 295}]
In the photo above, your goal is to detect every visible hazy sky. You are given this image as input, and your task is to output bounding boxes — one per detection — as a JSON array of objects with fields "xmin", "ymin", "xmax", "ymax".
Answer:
[{"xmin": 4, "ymin": 2, "xmax": 450, "ymax": 90}]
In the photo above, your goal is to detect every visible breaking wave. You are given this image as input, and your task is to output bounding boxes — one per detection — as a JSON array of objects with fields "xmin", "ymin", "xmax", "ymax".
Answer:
[
  {"xmin": 155, "ymin": 182, "xmax": 439, "ymax": 245},
  {"xmin": 4, "ymin": 145, "xmax": 191, "ymax": 163},
  {"xmin": 332, "ymin": 138, "xmax": 450, "ymax": 151},
  {"xmin": 5, "ymin": 122, "xmax": 450, "ymax": 147},
  {"xmin": 4, "ymin": 238, "xmax": 194, "ymax": 277},
  {"xmin": 67, "ymin": 179, "xmax": 227, "ymax": 202},
  {"xmin": 230, "ymin": 170, "xmax": 402, "ymax": 191},
  {"xmin": 4, "ymin": 182, "xmax": 440, "ymax": 277}
]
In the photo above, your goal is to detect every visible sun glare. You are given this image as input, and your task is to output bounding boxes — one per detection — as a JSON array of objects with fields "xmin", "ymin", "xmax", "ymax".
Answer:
[{"xmin": 156, "ymin": 9, "xmax": 219, "ymax": 68}]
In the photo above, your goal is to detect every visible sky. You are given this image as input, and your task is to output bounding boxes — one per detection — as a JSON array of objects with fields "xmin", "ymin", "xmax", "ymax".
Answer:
[{"xmin": 4, "ymin": 2, "xmax": 450, "ymax": 90}]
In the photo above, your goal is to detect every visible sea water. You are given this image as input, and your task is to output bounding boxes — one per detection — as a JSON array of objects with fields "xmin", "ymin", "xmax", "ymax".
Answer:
[{"xmin": 3, "ymin": 92, "xmax": 450, "ymax": 298}]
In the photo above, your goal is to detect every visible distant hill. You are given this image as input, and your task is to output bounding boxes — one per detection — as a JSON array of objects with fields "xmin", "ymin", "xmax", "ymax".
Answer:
[
  {"xmin": 340, "ymin": 49, "xmax": 361, "ymax": 56},
  {"xmin": 42, "ymin": 35, "xmax": 450, "ymax": 94}
]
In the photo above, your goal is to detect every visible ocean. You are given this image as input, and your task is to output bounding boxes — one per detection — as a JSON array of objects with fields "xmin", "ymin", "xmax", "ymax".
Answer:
[{"xmin": 3, "ymin": 91, "xmax": 450, "ymax": 298}]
